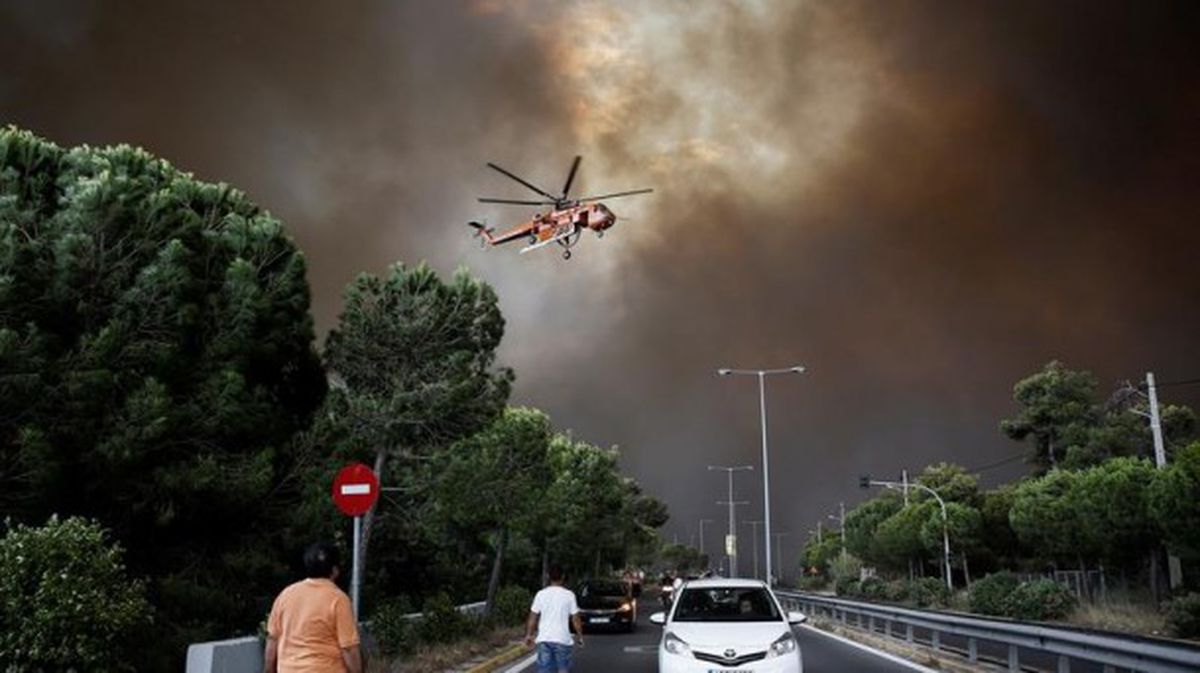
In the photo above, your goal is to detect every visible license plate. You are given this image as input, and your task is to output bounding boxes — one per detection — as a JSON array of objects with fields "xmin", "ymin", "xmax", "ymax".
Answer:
[
  {"xmin": 591, "ymin": 617, "xmax": 610, "ymax": 623},
  {"xmin": 708, "ymin": 669, "xmax": 751, "ymax": 673}
]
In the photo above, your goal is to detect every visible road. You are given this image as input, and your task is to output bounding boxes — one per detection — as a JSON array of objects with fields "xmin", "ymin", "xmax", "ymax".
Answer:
[{"xmin": 506, "ymin": 592, "xmax": 929, "ymax": 673}]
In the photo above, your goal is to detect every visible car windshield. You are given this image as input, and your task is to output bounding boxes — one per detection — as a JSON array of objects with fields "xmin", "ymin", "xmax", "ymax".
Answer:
[
  {"xmin": 672, "ymin": 586, "xmax": 781, "ymax": 622},
  {"xmin": 579, "ymin": 580, "xmax": 627, "ymax": 597}
]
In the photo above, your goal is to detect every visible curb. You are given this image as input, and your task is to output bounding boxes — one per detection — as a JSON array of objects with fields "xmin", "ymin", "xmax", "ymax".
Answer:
[{"xmin": 464, "ymin": 643, "xmax": 530, "ymax": 673}]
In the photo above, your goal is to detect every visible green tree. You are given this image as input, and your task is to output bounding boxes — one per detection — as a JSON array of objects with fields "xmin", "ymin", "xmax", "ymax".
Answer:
[
  {"xmin": 0, "ymin": 517, "xmax": 151, "ymax": 672},
  {"xmin": 323, "ymin": 262, "xmax": 512, "ymax": 568},
  {"xmin": 539, "ymin": 435, "xmax": 628, "ymax": 576},
  {"xmin": 1149, "ymin": 441, "xmax": 1200, "ymax": 560},
  {"xmin": 875, "ymin": 503, "xmax": 935, "ymax": 573},
  {"xmin": 917, "ymin": 462, "xmax": 982, "ymax": 506},
  {"xmin": 1073, "ymin": 457, "xmax": 1157, "ymax": 571},
  {"xmin": 1009, "ymin": 470, "xmax": 1099, "ymax": 569},
  {"xmin": 979, "ymin": 485, "xmax": 1022, "ymax": 568},
  {"xmin": 920, "ymin": 502, "xmax": 983, "ymax": 585},
  {"xmin": 801, "ymin": 531, "xmax": 843, "ymax": 576},
  {"xmin": 437, "ymin": 407, "xmax": 553, "ymax": 614},
  {"xmin": 1001, "ymin": 361, "xmax": 1099, "ymax": 471},
  {"xmin": 659, "ymin": 542, "xmax": 707, "ymax": 575},
  {"xmin": 843, "ymin": 493, "xmax": 903, "ymax": 567},
  {"xmin": 0, "ymin": 127, "xmax": 325, "ymax": 665}
]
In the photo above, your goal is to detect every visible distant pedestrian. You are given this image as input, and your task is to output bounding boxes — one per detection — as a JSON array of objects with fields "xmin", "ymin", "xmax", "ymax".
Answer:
[
  {"xmin": 524, "ymin": 565, "xmax": 584, "ymax": 673},
  {"xmin": 264, "ymin": 542, "xmax": 362, "ymax": 673}
]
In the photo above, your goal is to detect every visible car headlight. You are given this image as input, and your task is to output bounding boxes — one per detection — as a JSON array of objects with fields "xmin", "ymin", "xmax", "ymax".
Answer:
[
  {"xmin": 663, "ymin": 631, "xmax": 691, "ymax": 656},
  {"xmin": 768, "ymin": 632, "xmax": 797, "ymax": 658},
  {"xmin": 618, "ymin": 602, "xmax": 633, "ymax": 612}
]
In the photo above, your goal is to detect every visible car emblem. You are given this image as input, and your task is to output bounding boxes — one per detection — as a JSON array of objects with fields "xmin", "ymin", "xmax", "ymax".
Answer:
[{"xmin": 724, "ymin": 649, "xmax": 737, "ymax": 659}]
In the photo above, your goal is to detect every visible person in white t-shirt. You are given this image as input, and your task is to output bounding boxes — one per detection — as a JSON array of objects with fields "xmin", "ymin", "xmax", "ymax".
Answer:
[{"xmin": 524, "ymin": 565, "xmax": 584, "ymax": 672}]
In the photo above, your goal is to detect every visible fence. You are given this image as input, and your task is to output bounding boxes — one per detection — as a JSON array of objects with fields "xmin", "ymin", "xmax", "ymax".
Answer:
[{"xmin": 776, "ymin": 591, "xmax": 1200, "ymax": 673}]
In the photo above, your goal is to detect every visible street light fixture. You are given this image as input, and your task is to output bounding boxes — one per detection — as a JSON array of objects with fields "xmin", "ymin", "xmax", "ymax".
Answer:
[{"xmin": 717, "ymin": 365, "xmax": 806, "ymax": 585}]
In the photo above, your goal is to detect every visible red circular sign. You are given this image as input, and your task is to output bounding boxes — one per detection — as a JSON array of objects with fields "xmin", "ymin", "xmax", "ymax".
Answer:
[{"xmin": 332, "ymin": 462, "xmax": 379, "ymax": 517}]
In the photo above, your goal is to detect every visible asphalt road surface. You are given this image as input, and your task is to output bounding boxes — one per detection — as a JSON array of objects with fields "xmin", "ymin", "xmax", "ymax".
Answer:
[{"xmin": 507, "ymin": 592, "xmax": 928, "ymax": 673}]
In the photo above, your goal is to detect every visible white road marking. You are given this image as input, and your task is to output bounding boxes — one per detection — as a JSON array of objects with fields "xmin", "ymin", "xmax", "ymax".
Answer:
[
  {"xmin": 623, "ymin": 645, "xmax": 656, "ymax": 654},
  {"xmin": 499, "ymin": 652, "xmax": 536, "ymax": 673},
  {"xmin": 340, "ymin": 484, "xmax": 371, "ymax": 495},
  {"xmin": 800, "ymin": 624, "xmax": 940, "ymax": 673}
]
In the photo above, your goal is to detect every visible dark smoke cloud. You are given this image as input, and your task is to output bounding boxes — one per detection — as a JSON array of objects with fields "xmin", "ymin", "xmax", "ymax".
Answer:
[{"xmin": 3, "ymin": 0, "xmax": 1198, "ymax": 574}]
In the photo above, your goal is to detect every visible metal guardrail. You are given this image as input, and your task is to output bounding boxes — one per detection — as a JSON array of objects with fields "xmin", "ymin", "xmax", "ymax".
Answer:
[{"xmin": 776, "ymin": 590, "xmax": 1200, "ymax": 673}]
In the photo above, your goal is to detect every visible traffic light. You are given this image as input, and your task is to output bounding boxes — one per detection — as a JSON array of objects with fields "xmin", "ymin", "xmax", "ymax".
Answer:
[{"xmin": 859, "ymin": 475, "xmax": 871, "ymax": 489}]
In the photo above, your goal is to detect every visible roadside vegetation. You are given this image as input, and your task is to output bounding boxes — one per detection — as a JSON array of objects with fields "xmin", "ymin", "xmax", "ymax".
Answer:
[
  {"xmin": 0, "ymin": 126, "xmax": 669, "ymax": 671},
  {"xmin": 799, "ymin": 361, "xmax": 1200, "ymax": 639}
]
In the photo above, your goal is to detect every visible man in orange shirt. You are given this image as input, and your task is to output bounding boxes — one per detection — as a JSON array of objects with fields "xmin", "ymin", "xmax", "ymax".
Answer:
[{"xmin": 264, "ymin": 542, "xmax": 362, "ymax": 673}]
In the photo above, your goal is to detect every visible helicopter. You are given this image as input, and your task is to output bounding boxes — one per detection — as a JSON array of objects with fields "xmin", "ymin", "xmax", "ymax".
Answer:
[{"xmin": 469, "ymin": 155, "xmax": 652, "ymax": 259}]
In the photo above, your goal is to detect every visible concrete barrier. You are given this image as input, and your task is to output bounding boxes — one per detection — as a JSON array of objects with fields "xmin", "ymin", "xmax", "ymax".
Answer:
[
  {"xmin": 186, "ymin": 600, "xmax": 488, "ymax": 672},
  {"xmin": 185, "ymin": 636, "xmax": 262, "ymax": 673}
]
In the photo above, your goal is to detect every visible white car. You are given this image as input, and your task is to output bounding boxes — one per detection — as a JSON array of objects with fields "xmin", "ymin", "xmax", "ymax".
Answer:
[{"xmin": 650, "ymin": 578, "xmax": 806, "ymax": 673}]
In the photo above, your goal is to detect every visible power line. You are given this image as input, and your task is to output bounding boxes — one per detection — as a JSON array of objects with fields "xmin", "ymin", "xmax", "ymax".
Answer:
[{"xmin": 966, "ymin": 452, "xmax": 1027, "ymax": 474}]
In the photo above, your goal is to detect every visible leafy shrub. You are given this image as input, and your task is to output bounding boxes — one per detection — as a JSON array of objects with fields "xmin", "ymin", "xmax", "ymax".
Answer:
[
  {"xmin": 969, "ymin": 571, "xmax": 1021, "ymax": 616},
  {"xmin": 795, "ymin": 575, "xmax": 828, "ymax": 592},
  {"xmin": 884, "ymin": 580, "xmax": 910, "ymax": 603},
  {"xmin": 907, "ymin": 577, "xmax": 950, "ymax": 608},
  {"xmin": 834, "ymin": 577, "xmax": 860, "ymax": 597},
  {"xmin": 1001, "ymin": 579, "xmax": 1076, "ymax": 621},
  {"xmin": 417, "ymin": 593, "xmax": 471, "ymax": 643},
  {"xmin": 492, "ymin": 585, "xmax": 533, "ymax": 627},
  {"xmin": 0, "ymin": 517, "xmax": 152, "ymax": 672},
  {"xmin": 371, "ymin": 597, "xmax": 418, "ymax": 656},
  {"xmin": 1164, "ymin": 592, "xmax": 1200, "ymax": 639},
  {"xmin": 858, "ymin": 577, "xmax": 887, "ymax": 601}
]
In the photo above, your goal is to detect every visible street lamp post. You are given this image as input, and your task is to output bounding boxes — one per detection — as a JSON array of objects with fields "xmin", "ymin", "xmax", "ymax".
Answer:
[
  {"xmin": 709, "ymin": 465, "xmax": 752, "ymax": 577},
  {"xmin": 698, "ymin": 518, "xmax": 714, "ymax": 569},
  {"xmin": 718, "ymin": 365, "xmax": 805, "ymax": 585},
  {"xmin": 861, "ymin": 476, "xmax": 952, "ymax": 590},
  {"xmin": 772, "ymin": 532, "xmax": 789, "ymax": 586},
  {"xmin": 743, "ymin": 520, "xmax": 764, "ymax": 580}
]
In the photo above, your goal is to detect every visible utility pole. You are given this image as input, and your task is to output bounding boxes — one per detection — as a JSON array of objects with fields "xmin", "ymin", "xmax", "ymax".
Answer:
[
  {"xmin": 1128, "ymin": 373, "xmax": 1183, "ymax": 589},
  {"xmin": 1147, "ymin": 373, "xmax": 1183, "ymax": 589},
  {"xmin": 828, "ymin": 502, "xmax": 846, "ymax": 560},
  {"xmin": 710, "ymin": 465, "xmax": 752, "ymax": 577},
  {"xmin": 743, "ymin": 520, "xmax": 765, "ymax": 580}
]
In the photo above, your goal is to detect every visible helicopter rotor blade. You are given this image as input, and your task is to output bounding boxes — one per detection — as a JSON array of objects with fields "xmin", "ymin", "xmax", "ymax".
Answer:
[
  {"xmin": 577, "ymin": 188, "xmax": 654, "ymax": 203},
  {"xmin": 478, "ymin": 197, "xmax": 556, "ymax": 205},
  {"xmin": 561, "ymin": 155, "xmax": 582, "ymax": 199},
  {"xmin": 486, "ymin": 162, "xmax": 558, "ymax": 201}
]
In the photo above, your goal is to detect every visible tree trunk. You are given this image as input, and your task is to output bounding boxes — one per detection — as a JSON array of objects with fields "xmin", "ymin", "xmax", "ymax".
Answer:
[
  {"xmin": 486, "ymin": 527, "xmax": 509, "ymax": 616},
  {"xmin": 594, "ymin": 547, "xmax": 602, "ymax": 578},
  {"xmin": 1077, "ymin": 555, "xmax": 1090, "ymax": 602},
  {"xmin": 1150, "ymin": 548, "xmax": 1165, "ymax": 603},
  {"xmin": 961, "ymin": 554, "xmax": 971, "ymax": 588},
  {"xmin": 357, "ymin": 448, "xmax": 388, "ymax": 585},
  {"xmin": 541, "ymin": 540, "xmax": 550, "ymax": 586}
]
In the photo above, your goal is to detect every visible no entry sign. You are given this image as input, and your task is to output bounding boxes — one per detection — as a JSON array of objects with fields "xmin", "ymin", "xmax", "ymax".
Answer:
[{"xmin": 332, "ymin": 462, "xmax": 379, "ymax": 517}]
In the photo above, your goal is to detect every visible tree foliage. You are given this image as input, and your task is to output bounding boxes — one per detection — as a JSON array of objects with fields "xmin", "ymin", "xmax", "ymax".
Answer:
[
  {"xmin": 1149, "ymin": 441, "xmax": 1200, "ymax": 560},
  {"xmin": 0, "ymin": 127, "xmax": 325, "ymax": 664},
  {"xmin": 1001, "ymin": 361, "xmax": 1099, "ymax": 471}
]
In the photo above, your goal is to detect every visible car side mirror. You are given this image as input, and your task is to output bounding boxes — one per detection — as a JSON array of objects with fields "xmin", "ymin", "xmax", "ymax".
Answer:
[
  {"xmin": 649, "ymin": 611, "xmax": 667, "ymax": 626},
  {"xmin": 787, "ymin": 611, "xmax": 808, "ymax": 625}
]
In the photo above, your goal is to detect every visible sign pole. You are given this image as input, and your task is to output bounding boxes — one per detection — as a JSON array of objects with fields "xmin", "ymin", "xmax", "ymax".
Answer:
[
  {"xmin": 332, "ymin": 462, "xmax": 378, "ymax": 624},
  {"xmin": 352, "ymin": 515, "xmax": 362, "ymax": 621}
]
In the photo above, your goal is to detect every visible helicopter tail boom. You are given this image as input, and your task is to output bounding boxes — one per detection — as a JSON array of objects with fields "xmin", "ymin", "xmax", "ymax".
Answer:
[{"xmin": 468, "ymin": 221, "xmax": 495, "ymax": 244}]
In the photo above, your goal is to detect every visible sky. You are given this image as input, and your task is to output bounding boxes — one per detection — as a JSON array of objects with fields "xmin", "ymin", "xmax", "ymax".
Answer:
[{"xmin": 3, "ymin": 0, "xmax": 1199, "ymax": 578}]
